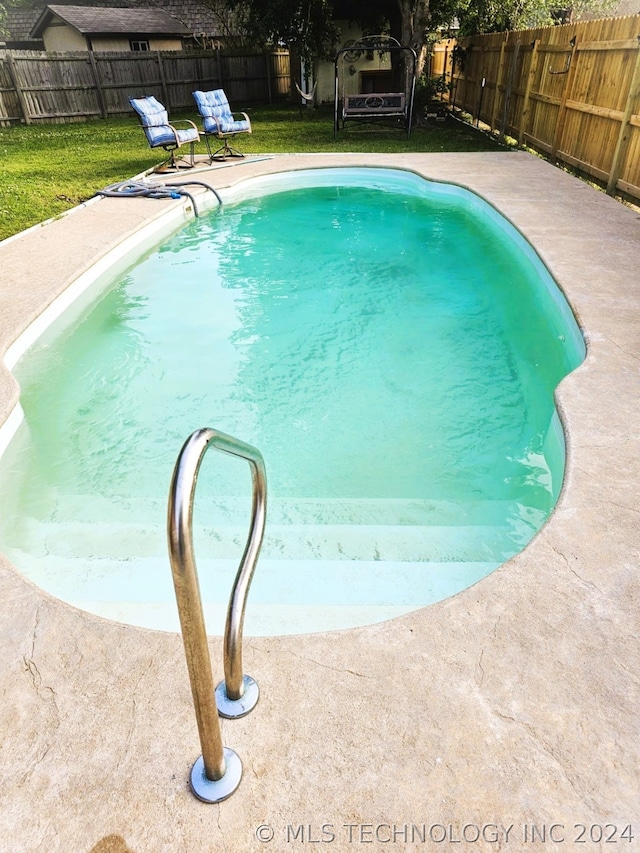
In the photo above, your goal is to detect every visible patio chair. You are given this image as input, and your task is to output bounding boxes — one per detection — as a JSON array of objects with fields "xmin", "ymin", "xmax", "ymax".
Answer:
[
  {"xmin": 130, "ymin": 95, "xmax": 200, "ymax": 170},
  {"xmin": 192, "ymin": 89, "xmax": 252, "ymax": 161}
]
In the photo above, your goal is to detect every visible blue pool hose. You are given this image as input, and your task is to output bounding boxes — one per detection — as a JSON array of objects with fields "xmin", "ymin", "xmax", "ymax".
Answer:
[{"xmin": 95, "ymin": 180, "xmax": 222, "ymax": 217}]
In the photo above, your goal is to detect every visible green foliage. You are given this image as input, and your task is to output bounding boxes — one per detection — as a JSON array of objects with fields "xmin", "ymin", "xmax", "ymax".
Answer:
[
  {"xmin": 228, "ymin": 0, "xmax": 340, "ymax": 62},
  {"xmin": 1, "ymin": 0, "xmax": 39, "ymax": 37},
  {"xmin": 419, "ymin": 74, "xmax": 451, "ymax": 100},
  {"xmin": 230, "ymin": 0, "xmax": 622, "ymax": 56},
  {"xmin": 413, "ymin": 72, "xmax": 453, "ymax": 124},
  {"xmin": 0, "ymin": 104, "xmax": 507, "ymax": 241},
  {"xmin": 455, "ymin": 0, "xmax": 619, "ymax": 35},
  {"xmin": 451, "ymin": 43, "xmax": 468, "ymax": 71},
  {"xmin": 229, "ymin": 0, "xmax": 437, "ymax": 64},
  {"xmin": 0, "ymin": 119, "xmax": 152, "ymax": 242}
]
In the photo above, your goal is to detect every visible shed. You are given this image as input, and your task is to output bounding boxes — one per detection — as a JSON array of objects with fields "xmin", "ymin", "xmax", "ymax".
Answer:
[{"xmin": 30, "ymin": 5, "xmax": 190, "ymax": 52}]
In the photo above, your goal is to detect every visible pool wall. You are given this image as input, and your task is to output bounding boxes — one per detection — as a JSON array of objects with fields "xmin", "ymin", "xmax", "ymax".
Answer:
[
  {"xmin": 0, "ymin": 153, "xmax": 638, "ymax": 852},
  {"xmin": 0, "ymin": 194, "xmax": 217, "ymax": 459}
]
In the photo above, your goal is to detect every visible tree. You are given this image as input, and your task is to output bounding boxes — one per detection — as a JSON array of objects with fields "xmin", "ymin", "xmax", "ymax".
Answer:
[
  {"xmin": 226, "ymin": 0, "xmax": 618, "ymax": 75},
  {"xmin": 394, "ymin": 0, "xmax": 430, "ymax": 50},
  {"xmin": 187, "ymin": 0, "xmax": 250, "ymax": 45},
  {"xmin": 0, "ymin": 0, "xmax": 16, "ymax": 36},
  {"xmin": 455, "ymin": 0, "xmax": 618, "ymax": 34},
  {"xmin": 228, "ymin": 0, "xmax": 340, "ymax": 63},
  {"xmin": 337, "ymin": 0, "xmax": 433, "ymax": 51},
  {"xmin": 228, "ymin": 0, "xmax": 438, "ymax": 63}
]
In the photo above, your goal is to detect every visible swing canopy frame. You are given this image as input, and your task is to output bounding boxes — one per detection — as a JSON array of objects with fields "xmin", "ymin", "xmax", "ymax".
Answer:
[{"xmin": 334, "ymin": 35, "xmax": 417, "ymax": 139}]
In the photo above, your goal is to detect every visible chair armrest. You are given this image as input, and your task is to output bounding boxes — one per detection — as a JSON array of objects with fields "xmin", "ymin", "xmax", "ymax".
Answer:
[
  {"xmin": 169, "ymin": 119, "xmax": 200, "ymax": 133},
  {"xmin": 167, "ymin": 120, "xmax": 200, "ymax": 143},
  {"xmin": 234, "ymin": 112, "xmax": 252, "ymax": 133}
]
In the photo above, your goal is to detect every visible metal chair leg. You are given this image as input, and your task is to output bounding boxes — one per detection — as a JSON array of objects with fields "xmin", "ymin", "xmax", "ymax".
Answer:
[
  {"xmin": 204, "ymin": 135, "xmax": 245, "ymax": 162},
  {"xmin": 162, "ymin": 143, "xmax": 195, "ymax": 171}
]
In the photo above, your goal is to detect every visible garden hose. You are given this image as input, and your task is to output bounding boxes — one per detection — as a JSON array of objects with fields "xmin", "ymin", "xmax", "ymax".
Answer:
[{"xmin": 95, "ymin": 179, "xmax": 222, "ymax": 217}]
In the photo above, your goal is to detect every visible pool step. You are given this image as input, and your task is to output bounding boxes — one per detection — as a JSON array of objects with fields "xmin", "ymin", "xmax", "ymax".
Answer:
[
  {"xmin": 7, "ymin": 552, "xmax": 500, "ymax": 635},
  {"xmin": 39, "ymin": 493, "xmax": 546, "ymax": 529},
  {"xmin": 3, "ymin": 493, "xmax": 542, "ymax": 635},
  {"xmin": 14, "ymin": 517, "xmax": 525, "ymax": 563}
]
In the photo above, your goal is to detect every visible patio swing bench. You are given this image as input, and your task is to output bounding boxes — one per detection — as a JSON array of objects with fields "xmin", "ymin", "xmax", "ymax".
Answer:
[
  {"xmin": 334, "ymin": 36, "xmax": 416, "ymax": 139},
  {"xmin": 340, "ymin": 92, "xmax": 410, "ymax": 136},
  {"xmin": 342, "ymin": 92, "xmax": 405, "ymax": 118}
]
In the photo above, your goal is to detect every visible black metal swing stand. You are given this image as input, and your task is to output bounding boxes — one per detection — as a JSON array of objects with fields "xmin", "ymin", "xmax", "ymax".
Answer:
[{"xmin": 334, "ymin": 36, "xmax": 417, "ymax": 140}]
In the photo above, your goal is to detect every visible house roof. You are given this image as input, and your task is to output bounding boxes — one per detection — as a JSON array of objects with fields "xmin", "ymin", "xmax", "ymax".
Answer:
[{"xmin": 30, "ymin": 5, "xmax": 191, "ymax": 39}]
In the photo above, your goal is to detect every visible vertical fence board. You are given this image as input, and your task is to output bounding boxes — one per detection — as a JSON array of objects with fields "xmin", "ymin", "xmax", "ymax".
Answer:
[
  {"xmin": 0, "ymin": 47, "xmax": 291, "ymax": 124},
  {"xmin": 519, "ymin": 39, "xmax": 539, "ymax": 145},
  {"xmin": 446, "ymin": 14, "xmax": 640, "ymax": 202},
  {"xmin": 88, "ymin": 51, "xmax": 107, "ymax": 119},
  {"xmin": 5, "ymin": 54, "xmax": 29, "ymax": 123},
  {"xmin": 0, "ymin": 56, "xmax": 21, "ymax": 124},
  {"xmin": 491, "ymin": 35, "xmax": 508, "ymax": 132},
  {"xmin": 607, "ymin": 37, "xmax": 640, "ymax": 193},
  {"xmin": 551, "ymin": 39, "xmax": 579, "ymax": 159}
]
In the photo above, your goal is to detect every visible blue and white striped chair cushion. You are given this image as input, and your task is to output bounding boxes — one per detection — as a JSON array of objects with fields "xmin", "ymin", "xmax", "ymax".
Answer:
[
  {"xmin": 144, "ymin": 125, "xmax": 178, "ymax": 147},
  {"xmin": 202, "ymin": 115, "xmax": 250, "ymax": 134},
  {"xmin": 130, "ymin": 95, "xmax": 168, "ymax": 127},
  {"xmin": 130, "ymin": 96, "xmax": 198, "ymax": 149},
  {"xmin": 175, "ymin": 127, "xmax": 199, "ymax": 144},
  {"xmin": 193, "ymin": 89, "xmax": 251, "ymax": 136}
]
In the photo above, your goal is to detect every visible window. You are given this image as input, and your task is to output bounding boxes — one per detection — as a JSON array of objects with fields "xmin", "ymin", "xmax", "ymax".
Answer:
[{"xmin": 130, "ymin": 40, "xmax": 150, "ymax": 52}]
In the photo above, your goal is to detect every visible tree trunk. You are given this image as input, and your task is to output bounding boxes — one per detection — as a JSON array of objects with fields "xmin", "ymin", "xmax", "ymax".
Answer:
[{"xmin": 395, "ymin": 0, "xmax": 429, "ymax": 76}]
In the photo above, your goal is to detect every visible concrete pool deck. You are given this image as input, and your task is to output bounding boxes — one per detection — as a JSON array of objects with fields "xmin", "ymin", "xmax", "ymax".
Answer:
[{"xmin": 0, "ymin": 152, "xmax": 638, "ymax": 852}]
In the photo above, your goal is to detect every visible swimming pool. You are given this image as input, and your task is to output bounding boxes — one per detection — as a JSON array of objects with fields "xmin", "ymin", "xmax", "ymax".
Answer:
[{"xmin": 0, "ymin": 167, "xmax": 585, "ymax": 635}]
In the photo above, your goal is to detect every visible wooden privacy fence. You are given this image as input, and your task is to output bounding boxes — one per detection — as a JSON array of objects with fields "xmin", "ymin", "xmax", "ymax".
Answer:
[
  {"xmin": 430, "ymin": 38, "xmax": 456, "ymax": 79},
  {"xmin": 0, "ymin": 48, "xmax": 291, "ymax": 125},
  {"xmin": 449, "ymin": 16, "xmax": 640, "ymax": 202}
]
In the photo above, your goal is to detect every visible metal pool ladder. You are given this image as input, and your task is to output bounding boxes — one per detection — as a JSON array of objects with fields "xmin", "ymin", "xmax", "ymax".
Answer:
[{"xmin": 167, "ymin": 427, "xmax": 267, "ymax": 803}]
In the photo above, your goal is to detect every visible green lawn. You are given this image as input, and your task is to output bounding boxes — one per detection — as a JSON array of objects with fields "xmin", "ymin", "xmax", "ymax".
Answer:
[{"xmin": 0, "ymin": 102, "xmax": 507, "ymax": 242}]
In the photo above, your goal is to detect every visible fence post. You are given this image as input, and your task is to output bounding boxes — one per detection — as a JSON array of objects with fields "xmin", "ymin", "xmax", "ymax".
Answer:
[
  {"xmin": 519, "ymin": 39, "xmax": 539, "ymax": 146},
  {"xmin": 500, "ymin": 40, "xmax": 520, "ymax": 138},
  {"xmin": 156, "ymin": 51, "xmax": 169, "ymax": 108},
  {"xmin": 551, "ymin": 37, "xmax": 578, "ymax": 161},
  {"xmin": 264, "ymin": 49, "xmax": 272, "ymax": 103},
  {"xmin": 5, "ymin": 53, "xmax": 30, "ymax": 125},
  {"xmin": 88, "ymin": 51, "xmax": 107, "ymax": 119},
  {"xmin": 490, "ymin": 33, "xmax": 508, "ymax": 133},
  {"xmin": 216, "ymin": 47, "xmax": 223, "ymax": 88},
  {"xmin": 443, "ymin": 41, "xmax": 451, "ymax": 93},
  {"xmin": 606, "ymin": 35, "xmax": 640, "ymax": 196}
]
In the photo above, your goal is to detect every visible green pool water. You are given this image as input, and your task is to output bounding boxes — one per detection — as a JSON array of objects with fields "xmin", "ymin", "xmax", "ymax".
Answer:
[{"xmin": 0, "ymin": 168, "xmax": 585, "ymax": 635}]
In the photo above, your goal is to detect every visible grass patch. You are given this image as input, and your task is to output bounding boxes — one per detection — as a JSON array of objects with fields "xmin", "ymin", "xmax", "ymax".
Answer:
[{"xmin": 0, "ymin": 102, "xmax": 508, "ymax": 241}]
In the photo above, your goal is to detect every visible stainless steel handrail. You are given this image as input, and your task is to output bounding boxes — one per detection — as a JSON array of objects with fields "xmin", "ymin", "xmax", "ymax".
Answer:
[{"xmin": 167, "ymin": 427, "xmax": 267, "ymax": 803}]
